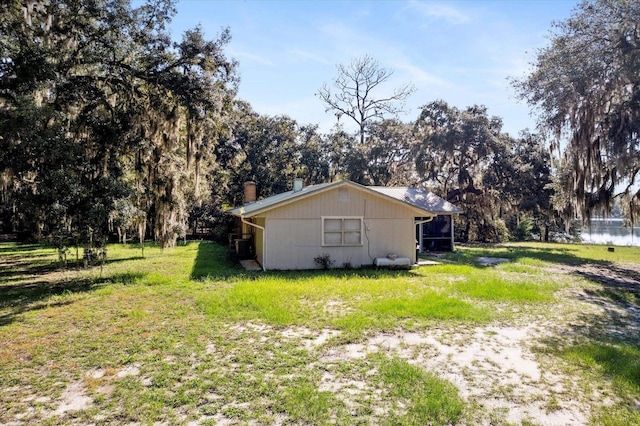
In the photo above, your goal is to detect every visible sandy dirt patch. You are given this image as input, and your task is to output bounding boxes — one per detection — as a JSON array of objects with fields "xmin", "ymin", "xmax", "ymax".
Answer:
[
  {"xmin": 51, "ymin": 381, "xmax": 92, "ymax": 416},
  {"xmin": 314, "ymin": 322, "xmax": 588, "ymax": 425}
]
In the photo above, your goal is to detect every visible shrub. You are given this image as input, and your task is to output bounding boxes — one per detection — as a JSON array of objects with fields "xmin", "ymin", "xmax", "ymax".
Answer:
[{"xmin": 314, "ymin": 253, "xmax": 334, "ymax": 269}]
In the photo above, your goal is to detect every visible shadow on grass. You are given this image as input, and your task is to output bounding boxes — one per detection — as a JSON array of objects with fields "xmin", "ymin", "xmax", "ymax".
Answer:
[
  {"xmin": 533, "ymin": 259, "xmax": 640, "ymax": 403},
  {"xmin": 190, "ymin": 241, "xmax": 415, "ymax": 282},
  {"xmin": 578, "ymin": 262, "xmax": 640, "ymax": 285},
  {"xmin": 0, "ymin": 272, "xmax": 145, "ymax": 327},
  {"xmin": 0, "ymin": 259, "xmax": 60, "ymax": 280},
  {"xmin": 0, "ymin": 299, "xmax": 75, "ymax": 327},
  {"xmin": 452, "ymin": 244, "xmax": 640, "ymax": 334},
  {"xmin": 567, "ymin": 343, "xmax": 640, "ymax": 389},
  {"xmin": 579, "ymin": 263, "xmax": 640, "ymax": 308},
  {"xmin": 509, "ymin": 246, "xmax": 640, "ymax": 329},
  {"xmin": 449, "ymin": 244, "xmax": 640, "ymax": 299},
  {"xmin": 569, "ymin": 273, "xmax": 640, "ymax": 347},
  {"xmin": 0, "ymin": 254, "xmax": 144, "ymax": 283},
  {"xmin": 449, "ymin": 243, "xmax": 611, "ymax": 267},
  {"xmin": 0, "ymin": 243, "xmax": 48, "ymax": 254},
  {"xmin": 1, "ymin": 241, "xmax": 149, "ymax": 327},
  {"xmin": 190, "ymin": 241, "xmax": 246, "ymax": 280}
]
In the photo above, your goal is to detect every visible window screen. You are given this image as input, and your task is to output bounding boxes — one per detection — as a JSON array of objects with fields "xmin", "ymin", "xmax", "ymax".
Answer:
[{"xmin": 322, "ymin": 217, "xmax": 362, "ymax": 246}]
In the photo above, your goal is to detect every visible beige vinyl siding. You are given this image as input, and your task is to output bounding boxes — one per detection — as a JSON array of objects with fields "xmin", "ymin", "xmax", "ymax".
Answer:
[
  {"xmin": 262, "ymin": 186, "xmax": 418, "ymax": 270},
  {"xmin": 265, "ymin": 186, "xmax": 415, "ymax": 219}
]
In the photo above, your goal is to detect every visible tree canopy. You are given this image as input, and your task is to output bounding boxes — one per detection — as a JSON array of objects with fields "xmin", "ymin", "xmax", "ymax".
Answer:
[
  {"xmin": 0, "ymin": 0, "xmax": 236, "ymax": 249},
  {"xmin": 0, "ymin": 2, "xmax": 581, "ymax": 250},
  {"xmin": 515, "ymin": 0, "xmax": 640, "ymax": 220},
  {"xmin": 413, "ymin": 101, "xmax": 553, "ymax": 242}
]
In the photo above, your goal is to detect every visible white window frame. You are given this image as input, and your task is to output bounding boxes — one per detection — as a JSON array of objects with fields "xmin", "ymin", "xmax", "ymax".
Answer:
[{"xmin": 321, "ymin": 216, "xmax": 363, "ymax": 247}]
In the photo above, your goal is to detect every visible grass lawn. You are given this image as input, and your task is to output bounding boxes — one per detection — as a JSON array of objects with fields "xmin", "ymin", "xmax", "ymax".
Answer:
[{"xmin": 0, "ymin": 241, "xmax": 639, "ymax": 425}]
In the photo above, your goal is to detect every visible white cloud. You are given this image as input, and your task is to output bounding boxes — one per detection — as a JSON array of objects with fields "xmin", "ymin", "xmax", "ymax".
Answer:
[
  {"xmin": 393, "ymin": 60, "xmax": 453, "ymax": 89},
  {"xmin": 317, "ymin": 22, "xmax": 375, "ymax": 56},
  {"xmin": 288, "ymin": 49, "xmax": 330, "ymax": 65},
  {"xmin": 231, "ymin": 50, "xmax": 274, "ymax": 66},
  {"xmin": 405, "ymin": 0, "xmax": 471, "ymax": 24}
]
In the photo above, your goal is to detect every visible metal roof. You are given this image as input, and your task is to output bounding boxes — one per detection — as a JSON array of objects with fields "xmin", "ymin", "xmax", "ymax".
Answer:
[
  {"xmin": 368, "ymin": 186, "xmax": 463, "ymax": 214},
  {"xmin": 227, "ymin": 180, "xmax": 463, "ymax": 217}
]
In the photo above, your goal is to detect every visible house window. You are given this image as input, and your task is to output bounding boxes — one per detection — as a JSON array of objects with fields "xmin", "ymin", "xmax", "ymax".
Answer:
[
  {"xmin": 338, "ymin": 188, "xmax": 349, "ymax": 201},
  {"xmin": 322, "ymin": 217, "xmax": 363, "ymax": 246}
]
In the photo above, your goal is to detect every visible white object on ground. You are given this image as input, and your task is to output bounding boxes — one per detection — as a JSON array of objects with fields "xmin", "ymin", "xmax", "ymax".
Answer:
[{"xmin": 374, "ymin": 257, "xmax": 411, "ymax": 268}]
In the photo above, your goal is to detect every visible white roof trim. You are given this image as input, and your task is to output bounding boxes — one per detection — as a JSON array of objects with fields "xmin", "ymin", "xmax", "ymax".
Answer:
[{"xmin": 227, "ymin": 180, "xmax": 463, "ymax": 218}]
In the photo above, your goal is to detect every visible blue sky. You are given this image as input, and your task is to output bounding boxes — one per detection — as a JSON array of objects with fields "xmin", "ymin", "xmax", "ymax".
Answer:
[{"xmin": 169, "ymin": 0, "xmax": 579, "ymax": 136}]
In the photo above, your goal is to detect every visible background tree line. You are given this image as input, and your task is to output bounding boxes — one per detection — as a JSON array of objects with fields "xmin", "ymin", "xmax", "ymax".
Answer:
[
  {"xmin": 1, "ymin": 0, "xmax": 237, "ymax": 253},
  {"xmin": 207, "ymin": 98, "xmax": 555, "ymax": 244},
  {"xmin": 1, "ymin": 0, "xmax": 637, "ymax": 258}
]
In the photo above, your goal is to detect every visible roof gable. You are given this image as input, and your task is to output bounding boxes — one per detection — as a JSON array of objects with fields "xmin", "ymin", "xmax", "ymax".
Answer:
[
  {"xmin": 227, "ymin": 181, "xmax": 340, "ymax": 217},
  {"xmin": 227, "ymin": 180, "xmax": 462, "ymax": 217}
]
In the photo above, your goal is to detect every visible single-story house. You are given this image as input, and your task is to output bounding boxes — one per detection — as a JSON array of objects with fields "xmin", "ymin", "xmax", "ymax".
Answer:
[{"xmin": 227, "ymin": 179, "xmax": 462, "ymax": 270}]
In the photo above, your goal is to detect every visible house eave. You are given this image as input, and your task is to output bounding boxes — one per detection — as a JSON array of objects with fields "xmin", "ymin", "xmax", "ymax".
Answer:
[{"xmin": 227, "ymin": 180, "xmax": 462, "ymax": 218}]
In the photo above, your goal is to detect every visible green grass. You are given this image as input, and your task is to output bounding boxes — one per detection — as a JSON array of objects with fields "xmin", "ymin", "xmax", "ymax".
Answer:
[
  {"xmin": 562, "ymin": 343, "xmax": 640, "ymax": 397},
  {"xmin": 280, "ymin": 379, "xmax": 343, "ymax": 424},
  {"xmin": 377, "ymin": 355, "xmax": 464, "ymax": 425},
  {"xmin": 365, "ymin": 291, "xmax": 489, "ymax": 320},
  {"xmin": 1, "ymin": 240, "xmax": 639, "ymax": 424},
  {"xmin": 454, "ymin": 275, "xmax": 558, "ymax": 302},
  {"xmin": 447, "ymin": 241, "xmax": 640, "ymax": 265},
  {"xmin": 197, "ymin": 274, "xmax": 495, "ymax": 333},
  {"xmin": 560, "ymin": 342, "xmax": 640, "ymax": 426}
]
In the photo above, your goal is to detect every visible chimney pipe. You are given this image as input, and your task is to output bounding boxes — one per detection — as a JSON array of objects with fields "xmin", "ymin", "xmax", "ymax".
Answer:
[
  {"xmin": 243, "ymin": 181, "xmax": 256, "ymax": 204},
  {"xmin": 293, "ymin": 178, "xmax": 303, "ymax": 193}
]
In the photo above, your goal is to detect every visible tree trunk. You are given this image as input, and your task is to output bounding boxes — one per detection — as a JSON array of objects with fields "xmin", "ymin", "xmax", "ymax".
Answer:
[{"xmin": 463, "ymin": 214, "xmax": 471, "ymax": 243}]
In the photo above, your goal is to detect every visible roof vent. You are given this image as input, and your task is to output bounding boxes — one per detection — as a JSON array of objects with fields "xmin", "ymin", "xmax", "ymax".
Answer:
[{"xmin": 293, "ymin": 178, "xmax": 303, "ymax": 193}]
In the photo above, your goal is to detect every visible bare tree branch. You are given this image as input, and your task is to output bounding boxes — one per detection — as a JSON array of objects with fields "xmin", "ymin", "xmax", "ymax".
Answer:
[{"xmin": 317, "ymin": 55, "xmax": 415, "ymax": 145}]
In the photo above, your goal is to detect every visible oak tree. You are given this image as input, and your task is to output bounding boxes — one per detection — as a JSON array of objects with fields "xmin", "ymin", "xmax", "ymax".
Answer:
[{"xmin": 515, "ymin": 0, "xmax": 640, "ymax": 219}]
